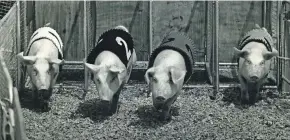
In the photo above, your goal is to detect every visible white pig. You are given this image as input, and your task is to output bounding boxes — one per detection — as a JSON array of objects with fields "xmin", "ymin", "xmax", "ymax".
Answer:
[
  {"xmin": 84, "ymin": 25, "xmax": 137, "ymax": 114},
  {"xmin": 145, "ymin": 31, "xmax": 195, "ymax": 121},
  {"xmin": 145, "ymin": 50, "xmax": 187, "ymax": 121},
  {"xmin": 234, "ymin": 26, "xmax": 278, "ymax": 104},
  {"xmin": 17, "ymin": 26, "xmax": 64, "ymax": 110}
]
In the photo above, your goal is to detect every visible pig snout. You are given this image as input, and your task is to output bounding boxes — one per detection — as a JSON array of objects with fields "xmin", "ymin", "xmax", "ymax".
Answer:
[
  {"xmin": 250, "ymin": 76, "xmax": 259, "ymax": 81},
  {"xmin": 246, "ymin": 65, "xmax": 263, "ymax": 82},
  {"xmin": 99, "ymin": 94, "xmax": 112, "ymax": 102},
  {"xmin": 98, "ymin": 89, "xmax": 115, "ymax": 103},
  {"xmin": 38, "ymin": 89, "xmax": 50, "ymax": 99},
  {"xmin": 156, "ymin": 96, "xmax": 166, "ymax": 102}
]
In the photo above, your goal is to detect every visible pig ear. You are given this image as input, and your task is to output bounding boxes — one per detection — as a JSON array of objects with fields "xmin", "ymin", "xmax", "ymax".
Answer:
[
  {"xmin": 17, "ymin": 52, "xmax": 37, "ymax": 65},
  {"xmin": 169, "ymin": 67, "xmax": 186, "ymax": 85},
  {"xmin": 109, "ymin": 65, "xmax": 126, "ymax": 75},
  {"xmin": 233, "ymin": 47, "xmax": 249, "ymax": 58},
  {"xmin": 144, "ymin": 67, "xmax": 155, "ymax": 85},
  {"xmin": 263, "ymin": 47, "xmax": 279, "ymax": 60},
  {"xmin": 48, "ymin": 58, "xmax": 64, "ymax": 65},
  {"xmin": 84, "ymin": 63, "xmax": 101, "ymax": 74}
]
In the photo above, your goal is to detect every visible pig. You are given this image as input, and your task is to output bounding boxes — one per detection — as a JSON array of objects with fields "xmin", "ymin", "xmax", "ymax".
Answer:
[
  {"xmin": 84, "ymin": 25, "xmax": 137, "ymax": 114},
  {"xmin": 234, "ymin": 26, "xmax": 278, "ymax": 104},
  {"xmin": 17, "ymin": 26, "xmax": 64, "ymax": 111},
  {"xmin": 145, "ymin": 50, "xmax": 187, "ymax": 121},
  {"xmin": 145, "ymin": 31, "xmax": 195, "ymax": 121}
]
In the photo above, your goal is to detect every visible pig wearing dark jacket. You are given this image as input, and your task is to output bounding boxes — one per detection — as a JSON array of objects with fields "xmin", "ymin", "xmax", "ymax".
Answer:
[
  {"xmin": 84, "ymin": 25, "xmax": 137, "ymax": 114},
  {"xmin": 145, "ymin": 31, "xmax": 195, "ymax": 121},
  {"xmin": 234, "ymin": 25, "xmax": 278, "ymax": 104}
]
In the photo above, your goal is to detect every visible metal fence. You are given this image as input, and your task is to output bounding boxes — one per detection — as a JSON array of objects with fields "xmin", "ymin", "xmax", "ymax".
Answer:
[
  {"xmin": 9, "ymin": 1, "xmax": 290, "ymax": 99},
  {"xmin": 0, "ymin": 1, "xmax": 17, "ymax": 86},
  {"xmin": 278, "ymin": 1, "xmax": 290, "ymax": 94},
  {"xmin": 0, "ymin": 1, "xmax": 15, "ymax": 19}
]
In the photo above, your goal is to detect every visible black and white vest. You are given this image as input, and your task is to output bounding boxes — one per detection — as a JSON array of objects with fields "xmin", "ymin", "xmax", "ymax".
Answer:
[
  {"xmin": 25, "ymin": 27, "xmax": 64, "ymax": 72},
  {"xmin": 25, "ymin": 27, "xmax": 63, "ymax": 60},
  {"xmin": 86, "ymin": 29, "xmax": 134, "ymax": 67},
  {"xmin": 148, "ymin": 31, "xmax": 196, "ymax": 83}
]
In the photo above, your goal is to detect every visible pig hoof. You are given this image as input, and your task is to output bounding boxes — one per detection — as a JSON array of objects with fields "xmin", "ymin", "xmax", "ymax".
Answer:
[
  {"xmin": 40, "ymin": 102, "xmax": 50, "ymax": 112},
  {"xmin": 159, "ymin": 114, "xmax": 172, "ymax": 122}
]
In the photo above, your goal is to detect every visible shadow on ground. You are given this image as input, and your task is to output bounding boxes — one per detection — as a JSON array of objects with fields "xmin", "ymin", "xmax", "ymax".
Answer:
[
  {"xmin": 71, "ymin": 98, "xmax": 121, "ymax": 122},
  {"xmin": 19, "ymin": 88, "xmax": 52, "ymax": 113},
  {"xmin": 128, "ymin": 105, "xmax": 179, "ymax": 128},
  {"xmin": 221, "ymin": 86, "xmax": 280, "ymax": 109}
]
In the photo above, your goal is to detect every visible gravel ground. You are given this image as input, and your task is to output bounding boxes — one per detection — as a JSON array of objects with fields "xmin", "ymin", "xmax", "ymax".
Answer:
[{"xmin": 20, "ymin": 81, "xmax": 290, "ymax": 139}]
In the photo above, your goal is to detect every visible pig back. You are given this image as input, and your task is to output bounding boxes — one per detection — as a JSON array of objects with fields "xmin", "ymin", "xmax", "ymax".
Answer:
[
  {"xmin": 236, "ymin": 27, "xmax": 275, "ymax": 66},
  {"xmin": 148, "ymin": 31, "xmax": 195, "ymax": 83},
  {"xmin": 25, "ymin": 27, "xmax": 63, "ymax": 60},
  {"xmin": 24, "ymin": 27, "xmax": 63, "ymax": 72},
  {"xmin": 86, "ymin": 29, "xmax": 134, "ymax": 68}
]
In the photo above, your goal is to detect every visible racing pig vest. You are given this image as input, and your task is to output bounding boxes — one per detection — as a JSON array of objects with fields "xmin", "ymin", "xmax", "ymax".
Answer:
[
  {"xmin": 237, "ymin": 27, "xmax": 273, "ymax": 52},
  {"xmin": 25, "ymin": 27, "xmax": 64, "ymax": 72},
  {"xmin": 236, "ymin": 27, "xmax": 274, "ymax": 65},
  {"xmin": 148, "ymin": 31, "xmax": 195, "ymax": 83},
  {"xmin": 86, "ymin": 28, "xmax": 134, "ymax": 68},
  {"xmin": 26, "ymin": 27, "xmax": 64, "ymax": 60}
]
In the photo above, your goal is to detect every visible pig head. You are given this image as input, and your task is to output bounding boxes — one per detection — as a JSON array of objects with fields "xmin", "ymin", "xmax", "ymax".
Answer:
[
  {"xmin": 84, "ymin": 51, "xmax": 129, "ymax": 114},
  {"xmin": 234, "ymin": 42, "xmax": 278, "ymax": 104},
  {"xmin": 85, "ymin": 62, "xmax": 126, "ymax": 102},
  {"xmin": 145, "ymin": 65, "xmax": 186, "ymax": 120},
  {"xmin": 17, "ymin": 51, "xmax": 64, "ymax": 99}
]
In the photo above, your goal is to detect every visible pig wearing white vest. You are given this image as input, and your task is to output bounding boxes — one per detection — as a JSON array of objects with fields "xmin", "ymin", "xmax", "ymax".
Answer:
[{"xmin": 17, "ymin": 25, "xmax": 64, "ymax": 111}]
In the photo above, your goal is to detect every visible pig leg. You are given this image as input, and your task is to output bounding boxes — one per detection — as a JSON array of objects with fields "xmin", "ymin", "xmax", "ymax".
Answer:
[
  {"xmin": 239, "ymin": 76, "xmax": 250, "ymax": 104},
  {"xmin": 160, "ymin": 93, "xmax": 179, "ymax": 121},
  {"xmin": 51, "ymin": 65, "xmax": 60, "ymax": 89},
  {"xmin": 31, "ymin": 84, "xmax": 40, "ymax": 107},
  {"xmin": 160, "ymin": 105, "xmax": 172, "ymax": 121},
  {"xmin": 109, "ymin": 89, "xmax": 121, "ymax": 115},
  {"xmin": 247, "ymin": 83, "xmax": 259, "ymax": 104},
  {"xmin": 249, "ymin": 80, "xmax": 265, "ymax": 104}
]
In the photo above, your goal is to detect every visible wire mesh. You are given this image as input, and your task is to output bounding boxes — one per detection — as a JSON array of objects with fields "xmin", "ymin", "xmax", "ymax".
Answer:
[
  {"xmin": 279, "ymin": 1, "xmax": 290, "ymax": 93},
  {"xmin": 0, "ymin": 1, "xmax": 17, "ymax": 87},
  {"xmin": 2, "ymin": 1, "xmax": 286, "ymax": 93},
  {"xmin": 16, "ymin": 1, "xmax": 34, "ymax": 91},
  {"xmin": 0, "ymin": 1, "xmax": 15, "ymax": 20}
]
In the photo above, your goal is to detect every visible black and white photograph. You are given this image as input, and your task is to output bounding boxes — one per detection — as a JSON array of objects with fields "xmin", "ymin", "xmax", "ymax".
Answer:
[{"xmin": 0, "ymin": 0, "xmax": 290, "ymax": 139}]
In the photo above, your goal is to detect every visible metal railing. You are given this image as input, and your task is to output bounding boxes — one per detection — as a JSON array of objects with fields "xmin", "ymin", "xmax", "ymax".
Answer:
[
  {"xmin": 278, "ymin": 1, "xmax": 290, "ymax": 93},
  {"xmin": 14, "ymin": 1, "xmax": 286, "ymax": 99}
]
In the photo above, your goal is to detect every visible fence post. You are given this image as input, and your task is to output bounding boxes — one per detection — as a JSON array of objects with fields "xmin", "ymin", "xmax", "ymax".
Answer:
[
  {"xmin": 83, "ymin": 0, "xmax": 88, "ymax": 100},
  {"xmin": 149, "ymin": 0, "xmax": 152, "ymax": 57},
  {"xmin": 262, "ymin": 1, "xmax": 267, "ymax": 27},
  {"xmin": 210, "ymin": 0, "xmax": 219, "ymax": 100},
  {"xmin": 16, "ymin": 0, "xmax": 22, "ymax": 94}
]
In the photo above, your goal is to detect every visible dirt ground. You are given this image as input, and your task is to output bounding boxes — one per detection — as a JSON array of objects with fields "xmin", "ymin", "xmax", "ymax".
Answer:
[{"xmin": 20, "ymin": 81, "xmax": 290, "ymax": 140}]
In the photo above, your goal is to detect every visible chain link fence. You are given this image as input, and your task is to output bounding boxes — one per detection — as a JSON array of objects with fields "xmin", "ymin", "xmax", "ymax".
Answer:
[
  {"xmin": 0, "ymin": 1, "xmax": 15, "ymax": 19},
  {"xmin": 1, "ymin": 1, "xmax": 289, "ymax": 94},
  {"xmin": 0, "ymin": 1, "xmax": 17, "ymax": 86}
]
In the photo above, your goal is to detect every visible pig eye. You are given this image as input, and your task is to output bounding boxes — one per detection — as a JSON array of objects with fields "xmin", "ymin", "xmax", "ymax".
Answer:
[
  {"xmin": 95, "ymin": 78, "xmax": 101, "ymax": 84},
  {"xmin": 111, "ymin": 76, "xmax": 117, "ymax": 82},
  {"xmin": 246, "ymin": 60, "xmax": 251, "ymax": 64},
  {"xmin": 153, "ymin": 77, "xmax": 157, "ymax": 82},
  {"xmin": 260, "ymin": 61, "xmax": 265, "ymax": 65},
  {"xmin": 33, "ymin": 68, "xmax": 38, "ymax": 75}
]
